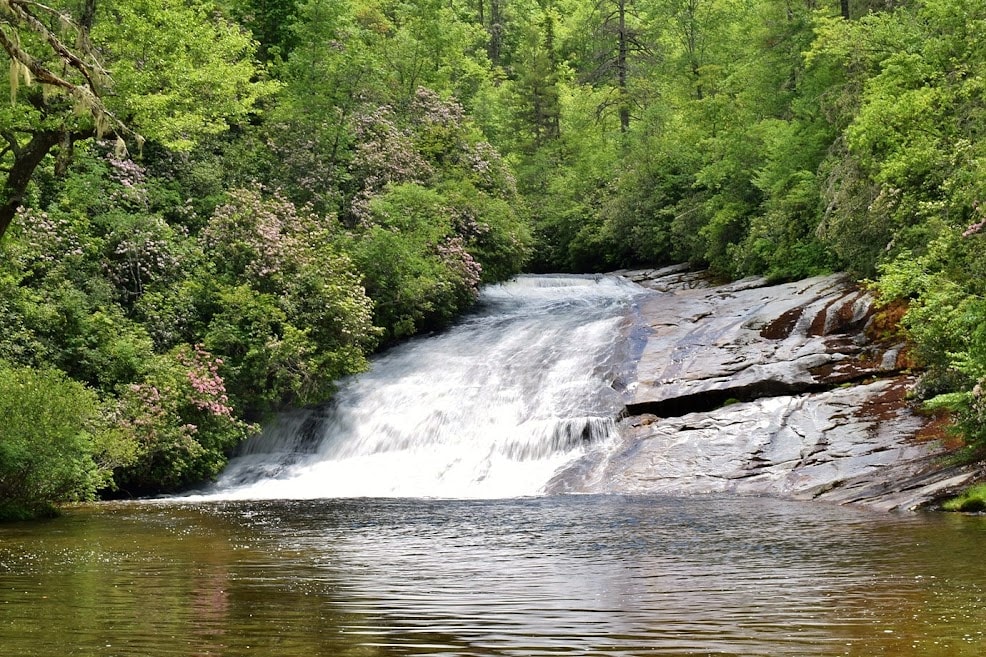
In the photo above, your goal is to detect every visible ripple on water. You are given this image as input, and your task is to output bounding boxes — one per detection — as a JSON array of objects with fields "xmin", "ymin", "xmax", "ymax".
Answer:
[{"xmin": 3, "ymin": 495, "xmax": 986, "ymax": 656}]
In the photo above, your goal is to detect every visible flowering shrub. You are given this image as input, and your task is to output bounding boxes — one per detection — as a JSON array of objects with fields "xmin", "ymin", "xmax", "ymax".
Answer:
[
  {"xmin": 963, "ymin": 202, "xmax": 985, "ymax": 238},
  {"xmin": 101, "ymin": 212, "xmax": 191, "ymax": 303},
  {"xmin": 0, "ymin": 72, "xmax": 530, "ymax": 502},
  {"xmin": 437, "ymin": 236, "xmax": 482, "ymax": 295},
  {"xmin": 105, "ymin": 154, "xmax": 150, "ymax": 209},
  {"xmin": 406, "ymin": 88, "xmax": 518, "ymax": 199},
  {"xmin": 463, "ymin": 140, "xmax": 519, "ymax": 198},
  {"xmin": 441, "ymin": 180, "xmax": 530, "ymax": 282},
  {"xmin": 199, "ymin": 187, "xmax": 377, "ymax": 412},
  {"xmin": 411, "ymin": 86, "xmax": 466, "ymax": 128},
  {"xmin": 112, "ymin": 345, "xmax": 256, "ymax": 494},
  {"xmin": 348, "ymin": 106, "xmax": 433, "ymax": 225},
  {"xmin": 7, "ymin": 208, "xmax": 86, "ymax": 275},
  {"xmin": 344, "ymin": 87, "xmax": 523, "ymax": 233},
  {"xmin": 335, "ymin": 89, "xmax": 529, "ymax": 340},
  {"xmin": 350, "ymin": 184, "xmax": 484, "ymax": 340},
  {"xmin": 180, "ymin": 344, "xmax": 237, "ymax": 418},
  {"xmin": 201, "ymin": 186, "xmax": 308, "ymax": 287}
]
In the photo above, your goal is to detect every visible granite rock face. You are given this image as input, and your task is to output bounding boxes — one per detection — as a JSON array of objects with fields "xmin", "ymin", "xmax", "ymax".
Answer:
[{"xmin": 548, "ymin": 268, "xmax": 981, "ymax": 510}]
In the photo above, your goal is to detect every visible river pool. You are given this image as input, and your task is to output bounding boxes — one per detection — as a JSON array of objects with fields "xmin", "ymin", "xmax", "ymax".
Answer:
[{"xmin": 3, "ymin": 495, "xmax": 986, "ymax": 656}]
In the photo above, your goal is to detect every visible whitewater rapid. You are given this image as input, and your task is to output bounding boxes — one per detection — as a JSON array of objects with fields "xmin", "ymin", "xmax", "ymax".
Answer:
[{"xmin": 200, "ymin": 274, "xmax": 644, "ymax": 499}]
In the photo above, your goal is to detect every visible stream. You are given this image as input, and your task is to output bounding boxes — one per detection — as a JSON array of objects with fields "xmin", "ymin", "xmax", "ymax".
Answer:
[
  {"xmin": 3, "ymin": 274, "xmax": 986, "ymax": 656},
  {"xmin": 205, "ymin": 275, "xmax": 643, "ymax": 500}
]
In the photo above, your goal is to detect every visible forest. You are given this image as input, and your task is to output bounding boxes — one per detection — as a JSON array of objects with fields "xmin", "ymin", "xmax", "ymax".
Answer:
[{"xmin": 0, "ymin": 0, "xmax": 984, "ymax": 519}]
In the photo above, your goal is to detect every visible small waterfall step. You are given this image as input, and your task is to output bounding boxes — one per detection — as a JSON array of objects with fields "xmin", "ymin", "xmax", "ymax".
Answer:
[{"xmin": 204, "ymin": 274, "xmax": 645, "ymax": 500}]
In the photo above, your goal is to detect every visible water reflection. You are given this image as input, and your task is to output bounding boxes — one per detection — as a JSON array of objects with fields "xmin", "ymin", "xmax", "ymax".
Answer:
[{"xmin": 2, "ymin": 496, "xmax": 986, "ymax": 656}]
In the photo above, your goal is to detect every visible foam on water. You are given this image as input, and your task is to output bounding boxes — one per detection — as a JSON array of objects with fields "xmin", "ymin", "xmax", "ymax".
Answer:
[{"xmin": 202, "ymin": 274, "xmax": 643, "ymax": 499}]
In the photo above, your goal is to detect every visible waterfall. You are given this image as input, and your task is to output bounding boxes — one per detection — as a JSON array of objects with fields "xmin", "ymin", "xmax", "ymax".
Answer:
[{"xmin": 204, "ymin": 274, "xmax": 643, "ymax": 499}]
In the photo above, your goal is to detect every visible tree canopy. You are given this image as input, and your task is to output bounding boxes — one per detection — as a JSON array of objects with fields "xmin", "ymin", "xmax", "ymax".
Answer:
[{"xmin": 0, "ymin": 0, "xmax": 274, "ymax": 239}]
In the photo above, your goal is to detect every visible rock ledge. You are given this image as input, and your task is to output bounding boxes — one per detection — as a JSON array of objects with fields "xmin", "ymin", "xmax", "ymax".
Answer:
[{"xmin": 549, "ymin": 268, "xmax": 982, "ymax": 511}]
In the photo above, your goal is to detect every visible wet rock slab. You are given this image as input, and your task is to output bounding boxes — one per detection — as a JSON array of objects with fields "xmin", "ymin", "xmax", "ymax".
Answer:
[{"xmin": 550, "ymin": 268, "xmax": 981, "ymax": 510}]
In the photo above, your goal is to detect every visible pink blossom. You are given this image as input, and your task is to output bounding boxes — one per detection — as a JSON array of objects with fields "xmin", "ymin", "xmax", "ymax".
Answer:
[{"xmin": 180, "ymin": 345, "xmax": 236, "ymax": 418}]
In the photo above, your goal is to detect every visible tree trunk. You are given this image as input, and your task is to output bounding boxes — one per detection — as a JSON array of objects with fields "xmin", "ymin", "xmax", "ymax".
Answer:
[
  {"xmin": 544, "ymin": 13, "xmax": 561, "ymax": 140},
  {"xmin": 840, "ymin": 0, "xmax": 850, "ymax": 19},
  {"xmin": 0, "ymin": 131, "xmax": 62, "ymax": 241},
  {"xmin": 617, "ymin": 0, "xmax": 629, "ymax": 132},
  {"xmin": 488, "ymin": 0, "xmax": 503, "ymax": 65},
  {"xmin": 685, "ymin": 0, "xmax": 703, "ymax": 100},
  {"xmin": 82, "ymin": 0, "xmax": 98, "ymax": 29}
]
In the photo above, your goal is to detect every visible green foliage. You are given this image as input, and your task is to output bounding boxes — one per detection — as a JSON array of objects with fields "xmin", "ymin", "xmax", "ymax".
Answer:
[
  {"xmin": 348, "ymin": 183, "xmax": 484, "ymax": 341},
  {"xmin": 507, "ymin": 8, "xmax": 564, "ymax": 151},
  {"xmin": 227, "ymin": 0, "xmax": 300, "ymax": 61},
  {"xmin": 198, "ymin": 186, "xmax": 377, "ymax": 411},
  {"xmin": 111, "ymin": 346, "xmax": 256, "ymax": 495},
  {"xmin": 0, "ymin": 0, "xmax": 275, "ymax": 245},
  {"xmin": 521, "ymin": 84, "xmax": 622, "ymax": 272},
  {"xmin": 812, "ymin": 0, "xmax": 986, "ymax": 274},
  {"xmin": 0, "ymin": 0, "xmax": 536, "ymax": 506},
  {"xmin": 93, "ymin": 0, "xmax": 279, "ymax": 152},
  {"xmin": 941, "ymin": 484, "xmax": 986, "ymax": 513},
  {"xmin": 3, "ymin": 246, "xmax": 156, "ymax": 392},
  {"xmin": 875, "ymin": 229, "xmax": 986, "ymax": 449},
  {"xmin": 0, "ymin": 363, "xmax": 123, "ymax": 519}
]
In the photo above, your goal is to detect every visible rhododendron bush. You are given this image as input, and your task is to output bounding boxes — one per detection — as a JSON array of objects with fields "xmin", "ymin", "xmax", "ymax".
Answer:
[
  {"xmin": 0, "ymin": 146, "xmax": 384, "ymax": 497},
  {"xmin": 112, "ymin": 345, "xmax": 255, "ymax": 494},
  {"xmin": 200, "ymin": 185, "xmax": 378, "ymax": 409},
  {"xmin": 337, "ymin": 88, "xmax": 530, "ymax": 342}
]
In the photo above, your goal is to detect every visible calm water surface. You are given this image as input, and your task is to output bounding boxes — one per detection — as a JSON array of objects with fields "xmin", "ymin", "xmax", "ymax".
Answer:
[{"xmin": 2, "ymin": 495, "xmax": 986, "ymax": 656}]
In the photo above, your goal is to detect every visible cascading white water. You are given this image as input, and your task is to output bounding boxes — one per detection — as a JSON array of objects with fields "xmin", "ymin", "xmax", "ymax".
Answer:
[{"xmin": 204, "ymin": 274, "xmax": 644, "ymax": 499}]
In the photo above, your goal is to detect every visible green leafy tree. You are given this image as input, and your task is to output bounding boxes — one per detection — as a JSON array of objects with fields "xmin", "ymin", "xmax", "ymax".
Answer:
[
  {"xmin": 0, "ymin": 0, "xmax": 274, "ymax": 241},
  {"xmin": 227, "ymin": 0, "xmax": 300, "ymax": 61},
  {"xmin": 263, "ymin": 0, "xmax": 384, "ymax": 214},
  {"xmin": 811, "ymin": 0, "xmax": 986, "ymax": 274},
  {"xmin": 573, "ymin": 0, "xmax": 653, "ymax": 133},
  {"xmin": 0, "ymin": 362, "xmax": 127, "ymax": 519},
  {"xmin": 509, "ymin": 6, "xmax": 564, "ymax": 150}
]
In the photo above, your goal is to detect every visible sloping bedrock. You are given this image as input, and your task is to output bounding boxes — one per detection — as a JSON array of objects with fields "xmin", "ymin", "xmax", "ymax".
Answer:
[
  {"xmin": 624, "ymin": 270, "xmax": 901, "ymax": 413},
  {"xmin": 554, "ymin": 269, "xmax": 982, "ymax": 510}
]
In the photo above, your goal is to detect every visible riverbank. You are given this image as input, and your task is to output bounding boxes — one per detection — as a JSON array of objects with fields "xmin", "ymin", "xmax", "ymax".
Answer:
[{"xmin": 548, "ymin": 266, "xmax": 983, "ymax": 511}]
